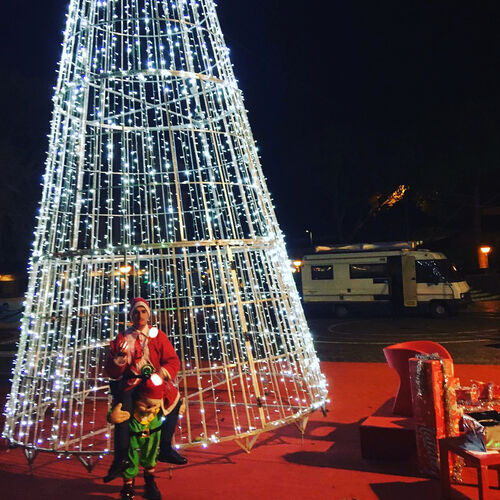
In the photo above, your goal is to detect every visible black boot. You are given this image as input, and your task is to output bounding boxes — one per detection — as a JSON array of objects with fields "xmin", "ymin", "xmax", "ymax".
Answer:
[
  {"xmin": 144, "ymin": 474, "xmax": 162, "ymax": 500},
  {"xmin": 104, "ymin": 453, "xmax": 132, "ymax": 483},
  {"xmin": 157, "ymin": 447, "xmax": 187, "ymax": 465},
  {"xmin": 120, "ymin": 482, "xmax": 135, "ymax": 499},
  {"xmin": 157, "ymin": 399, "xmax": 186, "ymax": 465}
]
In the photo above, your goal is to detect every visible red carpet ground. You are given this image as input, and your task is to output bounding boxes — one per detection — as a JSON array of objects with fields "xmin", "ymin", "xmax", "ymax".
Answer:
[{"xmin": 1, "ymin": 361, "xmax": 499, "ymax": 500}]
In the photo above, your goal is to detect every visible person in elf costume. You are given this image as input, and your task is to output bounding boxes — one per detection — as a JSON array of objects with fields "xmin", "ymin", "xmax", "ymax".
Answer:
[
  {"xmin": 104, "ymin": 297, "xmax": 187, "ymax": 484},
  {"xmin": 109, "ymin": 374, "xmax": 170, "ymax": 499}
]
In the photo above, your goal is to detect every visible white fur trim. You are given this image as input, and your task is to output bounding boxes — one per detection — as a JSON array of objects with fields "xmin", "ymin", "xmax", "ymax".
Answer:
[
  {"xmin": 162, "ymin": 392, "xmax": 180, "ymax": 416},
  {"xmin": 129, "ymin": 299, "xmax": 151, "ymax": 318},
  {"xmin": 159, "ymin": 366, "xmax": 171, "ymax": 380}
]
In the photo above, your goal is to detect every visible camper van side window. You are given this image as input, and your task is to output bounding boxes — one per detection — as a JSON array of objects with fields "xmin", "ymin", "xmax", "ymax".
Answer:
[
  {"xmin": 311, "ymin": 265, "xmax": 334, "ymax": 280},
  {"xmin": 349, "ymin": 263, "xmax": 387, "ymax": 279}
]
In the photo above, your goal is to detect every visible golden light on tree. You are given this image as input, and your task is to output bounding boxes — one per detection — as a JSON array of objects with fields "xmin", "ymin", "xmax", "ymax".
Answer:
[{"xmin": 380, "ymin": 185, "xmax": 408, "ymax": 209}]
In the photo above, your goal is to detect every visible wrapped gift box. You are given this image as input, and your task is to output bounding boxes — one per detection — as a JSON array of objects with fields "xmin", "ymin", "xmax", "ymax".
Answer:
[
  {"xmin": 409, "ymin": 356, "xmax": 460, "ymax": 478},
  {"xmin": 456, "ymin": 386, "xmax": 479, "ymax": 405},
  {"xmin": 470, "ymin": 380, "xmax": 500, "ymax": 401},
  {"xmin": 459, "ymin": 401, "xmax": 500, "ymax": 414},
  {"xmin": 457, "ymin": 379, "xmax": 500, "ymax": 414}
]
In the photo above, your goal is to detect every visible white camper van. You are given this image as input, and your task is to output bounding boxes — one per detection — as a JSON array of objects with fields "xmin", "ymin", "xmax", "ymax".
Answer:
[{"xmin": 300, "ymin": 242, "xmax": 471, "ymax": 317}]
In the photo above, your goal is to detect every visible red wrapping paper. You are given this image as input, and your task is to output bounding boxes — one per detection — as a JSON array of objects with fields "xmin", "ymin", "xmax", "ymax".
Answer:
[
  {"xmin": 459, "ymin": 401, "xmax": 500, "ymax": 413},
  {"xmin": 456, "ymin": 379, "xmax": 500, "ymax": 413},
  {"xmin": 409, "ymin": 357, "xmax": 460, "ymax": 478},
  {"xmin": 470, "ymin": 379, "xmax": 500, "ymax": 401},
  {"xmin": 456, "ymin": 386, "xmax": 479, "ymax": 404}
]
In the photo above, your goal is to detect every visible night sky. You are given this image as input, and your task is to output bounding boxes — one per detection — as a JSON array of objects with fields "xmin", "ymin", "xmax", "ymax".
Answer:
[{"xmin": 1, "ymin": 1, "xmax": 499, "ymax": 269}]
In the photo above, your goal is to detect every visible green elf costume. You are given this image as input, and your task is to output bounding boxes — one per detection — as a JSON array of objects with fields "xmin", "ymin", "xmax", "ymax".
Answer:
[{"xmin": 108, "ymin": 374, "xmax": 166, "ymax": 500}]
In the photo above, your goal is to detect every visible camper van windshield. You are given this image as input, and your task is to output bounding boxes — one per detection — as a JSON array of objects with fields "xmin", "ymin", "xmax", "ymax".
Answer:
[{"xmin": 416, "ymin": 259, "xmax": 464, "ymax": 283}]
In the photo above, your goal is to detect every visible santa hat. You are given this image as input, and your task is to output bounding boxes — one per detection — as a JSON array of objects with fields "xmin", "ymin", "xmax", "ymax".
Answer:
[
  {"xmin": 139, "ymin": 374, "xmax": 164, "ymax": 401},
  {"xmin": 129, "ymin": 297, "xmax": 151, "ymax": 319}
]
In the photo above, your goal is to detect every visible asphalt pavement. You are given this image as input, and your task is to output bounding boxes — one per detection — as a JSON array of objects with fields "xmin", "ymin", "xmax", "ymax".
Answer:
[{"xmin": 308, "ymin": 300, "xmax": 500, "ymax": 364}]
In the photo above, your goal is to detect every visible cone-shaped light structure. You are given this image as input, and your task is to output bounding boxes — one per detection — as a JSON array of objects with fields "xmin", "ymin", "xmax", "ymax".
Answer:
[{"xmin": 3, "ymin": 0, "xmax": 327, "ymax": 458}]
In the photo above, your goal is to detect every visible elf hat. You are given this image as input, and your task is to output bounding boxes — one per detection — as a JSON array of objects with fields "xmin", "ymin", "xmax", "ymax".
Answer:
[
  {"xmin": 129, "ymin": 297, "xmax": 151, "ymax": 319},
  {"xmin": 139, "ymin": 374, "xmax": 164, "ymax": 401}
]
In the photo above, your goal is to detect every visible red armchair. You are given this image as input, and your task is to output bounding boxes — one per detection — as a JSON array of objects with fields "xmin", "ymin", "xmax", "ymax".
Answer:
[{"xmin": 383, "ymin": 340, "xmax": 453, "ymax": 416}]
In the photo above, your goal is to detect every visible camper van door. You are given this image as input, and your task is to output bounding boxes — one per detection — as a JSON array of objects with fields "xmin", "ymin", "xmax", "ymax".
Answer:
[{"xmin": 401, "ymin": 255, "xmax": 417, "ymax": 307}]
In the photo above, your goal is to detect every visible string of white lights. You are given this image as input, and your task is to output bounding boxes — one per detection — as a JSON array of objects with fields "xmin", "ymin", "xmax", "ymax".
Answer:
[{"xmin": 3, "ymin": 0, "xmax": 328, "ymax": 463}]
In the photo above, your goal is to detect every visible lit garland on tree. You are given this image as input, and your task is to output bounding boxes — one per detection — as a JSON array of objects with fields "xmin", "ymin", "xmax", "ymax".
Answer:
[{"xmin": 3, "ymin": 0, "xmax": 328, "ymax": 466}]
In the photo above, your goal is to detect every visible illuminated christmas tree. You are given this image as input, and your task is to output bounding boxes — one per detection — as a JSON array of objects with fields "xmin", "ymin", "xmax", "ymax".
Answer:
[{"xmin": 3, "ymin": 0, "xmax": 327, "ymax": 467}]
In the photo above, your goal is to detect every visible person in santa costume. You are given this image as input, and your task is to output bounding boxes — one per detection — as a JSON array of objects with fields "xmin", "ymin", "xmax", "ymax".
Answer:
[
  {"xmin": 108, "ymin": 374, "xmax": 168, "ymax": 499},
  {"xmin": 104, "ymin": 297, "xmax": 187, "ymax": 484}
]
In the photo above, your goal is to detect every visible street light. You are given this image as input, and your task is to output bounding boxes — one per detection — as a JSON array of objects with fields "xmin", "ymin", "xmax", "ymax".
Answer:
[
  {"xmin": 119, "ymin": 263, "xmax": 132, "ymax": 290},
  {"xmin": 478, "ymin": 246, "xmax": 492, "ymax": 270},
  {"xmin": 119, "ymin": 264, "xmax": 132, "ymax": 274},
  {"xmin": 305, "ymin": 229, "xmax": 313, "ymax": 248}
]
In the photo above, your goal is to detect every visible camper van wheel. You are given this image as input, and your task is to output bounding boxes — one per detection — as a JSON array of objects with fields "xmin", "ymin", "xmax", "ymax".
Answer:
[
  {"xmin": 334, "ymin": 305, "xmax": 349, "ymax": 318},
  {"xmin": 430, "ymin": 301, "xmax": 447, "ymax": 318}
]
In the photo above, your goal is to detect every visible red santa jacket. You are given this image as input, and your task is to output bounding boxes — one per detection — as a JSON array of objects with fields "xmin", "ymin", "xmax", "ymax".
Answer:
[{"xmin": 105, "ymin": 327, "xmax": 181, "ymax": 411}]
